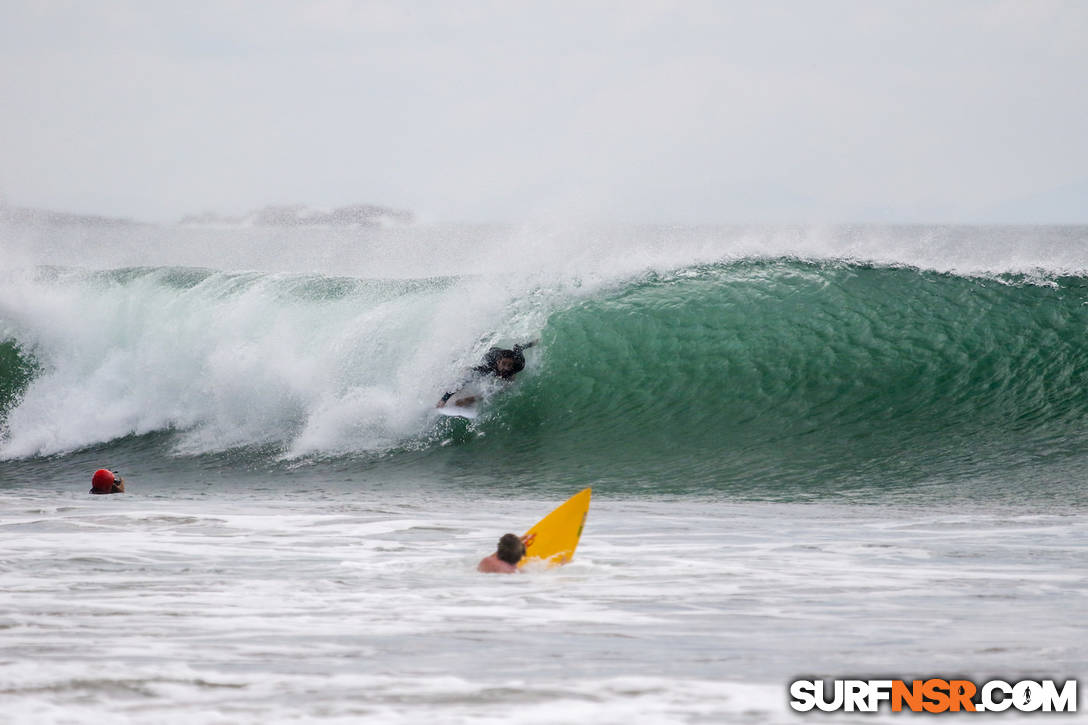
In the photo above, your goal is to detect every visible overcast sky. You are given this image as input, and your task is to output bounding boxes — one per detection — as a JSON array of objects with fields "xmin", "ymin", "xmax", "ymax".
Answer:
[{"xmin": 2, "ymin": 1, "xmax": 1086, "ymax": 224}]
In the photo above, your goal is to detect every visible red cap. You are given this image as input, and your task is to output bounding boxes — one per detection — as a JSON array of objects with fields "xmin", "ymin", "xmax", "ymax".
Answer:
[{"xmin": 91, "ymin": 469, "xmax": 116, "ymax": 493}]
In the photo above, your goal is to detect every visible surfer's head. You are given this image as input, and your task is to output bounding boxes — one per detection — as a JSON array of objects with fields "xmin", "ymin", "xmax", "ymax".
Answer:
[
  {"xmin": 478, "ymin": 345, "xmax": 529, "ymax": 379},
  {"xmin": 494, "ymin": 350, "xmax": 525, "ymax": 379},
  {"xmin": 90, "ymin": 469, "xmax": 124, "ymax": 495},
  {"xmin": 496, "ymin": 533, "xmax": 526, "ymax": 565}
]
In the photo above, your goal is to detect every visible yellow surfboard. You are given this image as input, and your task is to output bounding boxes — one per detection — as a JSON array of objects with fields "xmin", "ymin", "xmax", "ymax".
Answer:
[{"xmin": 519, "ymin": 488, "xmax": 591, "ymax": 568}]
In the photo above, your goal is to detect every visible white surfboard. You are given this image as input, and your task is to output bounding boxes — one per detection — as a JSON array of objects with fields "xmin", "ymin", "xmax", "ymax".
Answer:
[{"xmin": 436, "ymin": 382, "xmax": 483, "ymax": 419}]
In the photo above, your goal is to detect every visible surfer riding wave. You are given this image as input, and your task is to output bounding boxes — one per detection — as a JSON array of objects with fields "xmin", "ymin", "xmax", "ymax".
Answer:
[{"xmin": 436, "ymin": 341, "xmax": 536, "ymax": 409}]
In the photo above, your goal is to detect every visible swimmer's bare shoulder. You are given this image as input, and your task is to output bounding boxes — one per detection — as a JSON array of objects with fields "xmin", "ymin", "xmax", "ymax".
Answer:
[{"xmin": 477, "ymin": 554, "xmax": 519, "ymax": 574}]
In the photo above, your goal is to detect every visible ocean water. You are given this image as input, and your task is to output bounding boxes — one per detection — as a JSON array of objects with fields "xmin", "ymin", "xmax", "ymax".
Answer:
[{"xmin": 1, "ymin": 223, "xmax": 1086, "ymax": 723}]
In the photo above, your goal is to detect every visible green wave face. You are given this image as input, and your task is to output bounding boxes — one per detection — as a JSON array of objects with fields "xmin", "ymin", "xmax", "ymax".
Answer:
[
  {"xmin": 465, "ymin": 262, "xmax": 1088, "ymax": 495},
  {"xmin": 0, "ymin": 340, "xmax": 36, "ymax": 425}
]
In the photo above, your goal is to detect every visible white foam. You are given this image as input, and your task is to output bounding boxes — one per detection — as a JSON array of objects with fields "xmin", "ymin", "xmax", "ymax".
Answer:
[
  {"xmin": 0, "ymin": 266, "xmax": 525, "ymax": 458},
  {"xmin": 0, "ymin": 492, "xmax": 1081, "ymax": 723}
]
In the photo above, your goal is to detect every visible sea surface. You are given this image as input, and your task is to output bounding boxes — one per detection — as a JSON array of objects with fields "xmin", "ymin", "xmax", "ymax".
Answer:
[{"xmin": 1, "ymin": 223, "xmax": 1086, "ymax": 723}]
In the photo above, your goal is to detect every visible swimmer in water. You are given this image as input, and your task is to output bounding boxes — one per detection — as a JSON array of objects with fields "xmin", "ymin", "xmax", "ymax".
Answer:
[
  {"xmin": 477, "ymin": 532, "xmax": 536, "ymax": 573},
  {"xmin": 90, "ymin": 469, "xmax": 125, "ymax": 495}
]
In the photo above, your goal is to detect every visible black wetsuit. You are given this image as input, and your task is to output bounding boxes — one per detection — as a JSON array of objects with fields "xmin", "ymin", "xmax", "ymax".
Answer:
[{"xmin": 473, "ymin": 343, "xmax": 533, "ymax": 375}]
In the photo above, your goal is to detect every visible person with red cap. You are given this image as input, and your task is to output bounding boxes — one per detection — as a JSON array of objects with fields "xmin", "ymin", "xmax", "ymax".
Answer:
[{"xmin": 90, "ymin": 469, "xmax": 125, "ymax": 495}]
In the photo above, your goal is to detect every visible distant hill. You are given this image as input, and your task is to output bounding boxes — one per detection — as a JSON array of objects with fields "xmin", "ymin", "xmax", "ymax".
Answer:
[
  {"xmin": 0, "ymin": 203, "xmax": 139, "ymax": 227},
  {"xmin": 0, "ymin": 201, "xmax": 414, "ymax": 228},
  {"xmin": 179, "ymin": 203, "xmax": 414, "ymax": 228}
]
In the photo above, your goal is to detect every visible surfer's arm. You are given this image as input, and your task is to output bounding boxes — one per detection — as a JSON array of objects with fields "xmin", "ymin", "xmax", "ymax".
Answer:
[
  {"xmin": 437, "ymin": 391, "xmax": 478, "ymax": 408},
  {"xmin": 436, "ymin": 370, "xmax": 479, "ymax": 407}
]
